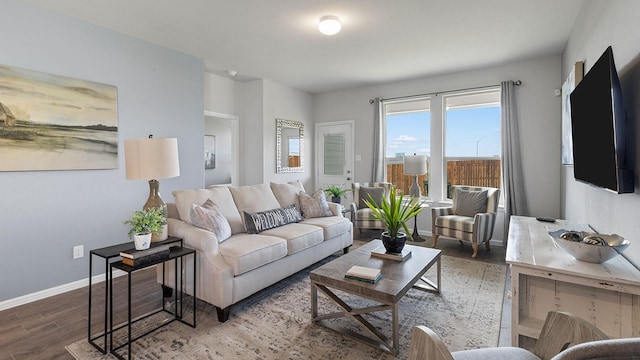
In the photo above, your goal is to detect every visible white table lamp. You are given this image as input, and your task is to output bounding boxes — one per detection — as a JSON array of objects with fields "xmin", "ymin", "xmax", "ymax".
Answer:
[
  {"xmin": 403, "ymin": 154, "xmax": 427, "ymax": 198},
  {"xmin": 125, "ymin": 136, "xmax": 180, "ymax": 240}
]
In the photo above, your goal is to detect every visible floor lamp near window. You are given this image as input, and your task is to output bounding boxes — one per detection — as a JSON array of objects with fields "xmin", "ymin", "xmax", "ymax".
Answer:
[
  {"xmin": 404, "ymin": 154, "xmax": 427, "ymax": 242},
  {"xmin": 125, "ymin": 136, "xmax": 180, "ymax": 241}
]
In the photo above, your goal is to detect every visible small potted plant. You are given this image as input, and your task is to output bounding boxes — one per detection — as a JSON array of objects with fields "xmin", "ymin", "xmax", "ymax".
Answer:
[
  {"xmin": 324, "ymin": 185, "xmax": 351, "ymax": 204},
  {"xmin": 363, "ymin": 185, "xmax": 423, "ymax": 253},
  {"xmin": 123, "ymin": 207, "xmax": 165, "ymax": 250}
]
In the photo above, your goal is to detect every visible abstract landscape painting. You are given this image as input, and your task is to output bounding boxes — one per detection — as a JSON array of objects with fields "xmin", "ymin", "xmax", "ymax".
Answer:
[{"xmin": 0, "ymin": 64, "xmax": 117, "ymax": 171}]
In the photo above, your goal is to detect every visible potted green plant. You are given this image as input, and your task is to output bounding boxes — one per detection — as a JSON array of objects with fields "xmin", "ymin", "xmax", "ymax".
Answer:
[
  {"xmin": 123, "ymin": 207, "xmax": 165, "ymax": 250},
  {"xmin": 324, "ymin": 185, "xmax": 351, "ymax": 204},
  {"xmin": 363, "ymin": 185, "xmax": 423, "ymax": 253}
]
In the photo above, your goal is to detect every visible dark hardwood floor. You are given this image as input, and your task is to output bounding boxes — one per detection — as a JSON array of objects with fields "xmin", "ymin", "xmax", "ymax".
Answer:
[
  {"xmin": 0, "ymin": 231, "xmax": 510, "ymax": 360},
  {"xmin": 0, "ymin": 269, "xmax": 162, "ymax": 360}
]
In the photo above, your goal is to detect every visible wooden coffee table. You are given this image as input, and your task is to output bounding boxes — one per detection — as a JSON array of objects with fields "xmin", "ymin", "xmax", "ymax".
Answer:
[{"xmin": 310, "ymin": 239, "xmax": 441, "ymax": 355}]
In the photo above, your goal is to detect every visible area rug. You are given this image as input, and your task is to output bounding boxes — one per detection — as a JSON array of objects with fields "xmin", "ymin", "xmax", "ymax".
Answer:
[{"xmin": 67, "ymin": 255, "xmax": 506, "ymax": 360}]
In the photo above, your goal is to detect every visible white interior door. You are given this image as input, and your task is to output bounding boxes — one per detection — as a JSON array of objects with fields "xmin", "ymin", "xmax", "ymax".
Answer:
[{"xmin": 315, "ymin": 121, "xmax": 354, "ymax": 204}]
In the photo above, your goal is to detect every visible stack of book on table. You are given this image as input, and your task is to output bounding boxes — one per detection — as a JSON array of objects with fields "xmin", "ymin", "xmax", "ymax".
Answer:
[
  {"xmin": 370, "ymin": 246, "xmax": 412, "ymax": 261},
  {"xmin": 120, "ymin": 244, "xmax": 171, "ymax": 267},
  {"xmin": 345, "ymin": 265, "xmax": 382, "ymax": 284}
]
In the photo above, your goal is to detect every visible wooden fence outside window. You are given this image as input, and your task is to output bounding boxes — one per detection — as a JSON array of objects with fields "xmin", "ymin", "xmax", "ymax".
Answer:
[{"xmin": 386, "ymin": 158, "xmax": 501, "ymax": 197}]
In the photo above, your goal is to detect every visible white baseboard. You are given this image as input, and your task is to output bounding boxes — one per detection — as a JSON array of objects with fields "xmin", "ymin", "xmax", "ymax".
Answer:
[
  {"xmin": 0, "ymin": 270, "xmax": 127, "ymax": 311},
  {"xmin": 419, "ymin": 230, "xmax": 505, "ymax": 247}
]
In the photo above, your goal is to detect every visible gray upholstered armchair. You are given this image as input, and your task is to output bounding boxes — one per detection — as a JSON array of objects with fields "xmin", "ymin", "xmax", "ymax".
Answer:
[
  {"xmin": 350, "ymin": 182, "xmax": 392, "ymax": 232},
  {"xmin": 431, "ymin": 185, "xmax": 500, "ymax": 258},
  {"xmin": 407, "ymin": 310, "xmax": 627, "ymax": 360}
]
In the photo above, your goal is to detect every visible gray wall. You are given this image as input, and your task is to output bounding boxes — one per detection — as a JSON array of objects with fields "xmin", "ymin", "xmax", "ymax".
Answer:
[
  {"xmin": 313, "ymin": 56, "xmax": 563, "ymax": 241},
  {"xmin": 237, "ymin": 79, "xmax": 315, "ymax": 190},
  {"xmin": 562, "ymin": 0, "xmax": 640, "ymax": 268},
  {"xmin": 0, "ymin": 0, "xmax": 204, "ymax": 302}
]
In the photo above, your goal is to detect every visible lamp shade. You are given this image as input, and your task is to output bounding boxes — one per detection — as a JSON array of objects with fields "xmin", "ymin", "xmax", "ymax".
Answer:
[
  {"xmin": 403, "ymin": 155, "xmax": 427, "ymax": 175},
  {"xmin": 125, "ymin": 137, "xmax": 180, "ymax": 180}
]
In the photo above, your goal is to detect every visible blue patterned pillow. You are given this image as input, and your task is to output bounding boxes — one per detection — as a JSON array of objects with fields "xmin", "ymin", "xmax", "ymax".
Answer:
[{"xmin": 243, "ymin": 204, "xmax": 302, "ymax": 234}]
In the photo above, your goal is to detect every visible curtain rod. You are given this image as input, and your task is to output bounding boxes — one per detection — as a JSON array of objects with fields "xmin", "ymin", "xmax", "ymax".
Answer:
[{"xmin": 368, "ymin": 80, "xmax": 522, "ymax": 104}]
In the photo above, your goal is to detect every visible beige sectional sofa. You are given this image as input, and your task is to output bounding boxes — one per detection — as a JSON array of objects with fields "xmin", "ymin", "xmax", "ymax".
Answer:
[{"xmin": 157, "ymin": 181, "xmax": 353, "ymax": 322}]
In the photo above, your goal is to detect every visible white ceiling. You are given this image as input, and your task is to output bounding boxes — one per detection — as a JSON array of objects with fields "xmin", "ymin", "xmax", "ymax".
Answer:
[{"xmin": 22, "ymin": 0, "xmax": 585, "ymax": 94}]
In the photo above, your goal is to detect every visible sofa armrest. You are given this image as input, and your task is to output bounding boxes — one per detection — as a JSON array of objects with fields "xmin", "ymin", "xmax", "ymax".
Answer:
[
  {"xmin": 327, "ymin": 202, "xmax": 344, "ymax": 217},
  {"xmin": 167, "ymin": 218, "xmax": 220, "ymax": 254}
]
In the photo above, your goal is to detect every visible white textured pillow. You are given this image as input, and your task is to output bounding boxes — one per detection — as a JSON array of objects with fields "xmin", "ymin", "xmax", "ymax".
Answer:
[
  {"xmin": 299, "ymin": 190, "xmax": 332, "ymax": 218},
  {"xmin": 190, "ymin": 199, "xmax": 232, "ymax": 242}
]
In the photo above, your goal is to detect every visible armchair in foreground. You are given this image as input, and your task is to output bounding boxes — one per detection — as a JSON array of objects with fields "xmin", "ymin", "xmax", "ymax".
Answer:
[{"xmin": 407, "ymin": 310, "xmax": 631, "ymax": 360}]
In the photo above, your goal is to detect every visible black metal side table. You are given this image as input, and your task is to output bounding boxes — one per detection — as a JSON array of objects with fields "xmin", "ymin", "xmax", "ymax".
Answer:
[
  {"xmin": 88, "ymin": 236, "xmax": 182, "ymax": 354},
  {"xmin": 109, "ymin": 246, "xmax": 196, "ymax": 360}
]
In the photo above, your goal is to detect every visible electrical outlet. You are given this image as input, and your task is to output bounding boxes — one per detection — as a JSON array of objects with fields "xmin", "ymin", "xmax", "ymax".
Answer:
[{"xmin": 73, "ymin": 245, "xmax": 84, "ymax": 259}]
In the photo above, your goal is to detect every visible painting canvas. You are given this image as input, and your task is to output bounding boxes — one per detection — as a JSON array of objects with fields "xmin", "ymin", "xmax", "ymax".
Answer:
[
  {"xmin": 204, "ymin": 135, "xmax": 216, "ymax": 170},
  {"xmin": 0, "ymin": 64, "xmax": 118, "ymax": 171},
  {"xmin": 561, "ymin": 61, "xmax": 584, "ymax": 165}
]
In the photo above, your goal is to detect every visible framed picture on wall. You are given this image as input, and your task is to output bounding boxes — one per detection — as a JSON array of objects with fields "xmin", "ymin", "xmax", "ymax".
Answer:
[
  {"xmin": 0, "ymin": 64, "xmax": 118, "ymax": 171},
  {"xmin": 561, "ymin": 61, "xmax": 584, "ymax": 165},
  {"xmin": 204, "ymin": 135, "xmax": 216, "ymax": 169}
]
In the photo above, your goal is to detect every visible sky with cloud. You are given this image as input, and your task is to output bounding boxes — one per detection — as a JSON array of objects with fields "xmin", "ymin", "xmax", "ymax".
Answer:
[{"xmin": 386, "ymin": 106, "xmax": 500, "ymax": 158}]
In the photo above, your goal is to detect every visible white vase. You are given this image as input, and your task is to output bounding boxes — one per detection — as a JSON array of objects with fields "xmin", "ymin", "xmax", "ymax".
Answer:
[{"xmin": 133, "ymin": 233, "xmax": 152, "ymax": 250}]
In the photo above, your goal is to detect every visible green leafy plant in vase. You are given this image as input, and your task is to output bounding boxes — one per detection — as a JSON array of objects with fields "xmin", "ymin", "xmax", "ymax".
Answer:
[
  {"xmin": 324, "ymin": 185, "xmax": 351, "ymax": 204},
  {"xmin": 123, "ymin": 207, "xmax": 165, "ymax": 250},
  {"xmin": 363, "ymin": 185, "xmax": 423, "ymax": 253}
]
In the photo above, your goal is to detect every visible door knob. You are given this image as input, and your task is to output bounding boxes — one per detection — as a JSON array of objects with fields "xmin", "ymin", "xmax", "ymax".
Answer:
[{"xmin": 346, "ymin": 177, "xmax": 351, "ymax": 181}]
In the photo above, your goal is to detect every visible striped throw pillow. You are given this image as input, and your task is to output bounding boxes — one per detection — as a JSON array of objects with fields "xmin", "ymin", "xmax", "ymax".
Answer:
[
  {"xmin": 299, "ymin": 190, "xmax": 332, "ymax": 218},
  {"xmin": 190, "ymin": 199, "xmax": 232, "ymax": 242}
]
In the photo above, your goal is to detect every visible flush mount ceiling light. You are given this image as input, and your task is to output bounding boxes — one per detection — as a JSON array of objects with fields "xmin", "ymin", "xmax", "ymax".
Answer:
[{"xmin": 318, "ymin": 15, "xmax": 341, "ymax": 35}]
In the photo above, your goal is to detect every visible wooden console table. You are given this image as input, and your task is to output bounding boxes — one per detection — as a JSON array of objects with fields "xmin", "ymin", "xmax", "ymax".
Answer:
[{"xmin": 506, "ymin": 216, "xmax": 640, "ymax": 349}]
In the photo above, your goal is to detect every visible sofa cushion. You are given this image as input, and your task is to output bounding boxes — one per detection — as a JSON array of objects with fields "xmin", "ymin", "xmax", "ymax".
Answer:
[
  {"xmin": 229, "ymin": 184, "xmax": 281, "ymax": 214},
  {"xmin": 435, "ymin": 214, "xmax": 474, "ymax": 232},
  {"xmin": 359, "ymin": 186, "xmax": 385, "ymax": 208},
  {"xmin": 260, "ymin": 223, "xmax": 323, "ymax": 255},
  {"xmin": 243, "ymin": 204, "xmax": 303, "ymax": 234},
  {"xmin": 173, "ymin": 186, "xmax": 245, "ymax": 235},
  {"xmin": 299, "ymin": 190, "xmax": 332, "ymax": 218},
  {"xmin": 190, "ymin": 199, "xmax": 232, "ymax": 242},
  {"xmin": 218, "ymin": 234, "xmax": 287, "ymax": 276},
  {"xmin": 452, "ymin": 188, "xmax": 488, "ymax": 217},
  {"xmin": 301, "ymin": 216, "xmax": 352, "ymax": 239},
  {"xmin": 270, "ymin": 181, "xmax": 305, "ymax": 209}
]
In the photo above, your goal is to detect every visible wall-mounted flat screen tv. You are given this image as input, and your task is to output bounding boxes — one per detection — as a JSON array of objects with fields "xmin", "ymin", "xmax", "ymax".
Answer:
[{"xmin": 570, "ymin": 46, "xmax": 634, "ymax": 194}]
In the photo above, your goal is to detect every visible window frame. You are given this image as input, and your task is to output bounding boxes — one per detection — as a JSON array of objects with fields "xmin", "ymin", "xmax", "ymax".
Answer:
[{"xmin": 382, "ymin": 87, "xmax": 502, "ymax": 203}]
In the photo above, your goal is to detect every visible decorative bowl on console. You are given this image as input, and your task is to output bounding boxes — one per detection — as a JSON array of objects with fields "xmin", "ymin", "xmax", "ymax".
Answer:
[{"xmin": 548, "ymin": 229, "xmax": 630, "ymax": 264}]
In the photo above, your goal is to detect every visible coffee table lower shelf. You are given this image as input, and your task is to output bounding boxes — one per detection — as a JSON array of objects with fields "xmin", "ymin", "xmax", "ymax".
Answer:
[{"xmin": 310, "ymin": 240, "xmax": 441, "ymax": 355}]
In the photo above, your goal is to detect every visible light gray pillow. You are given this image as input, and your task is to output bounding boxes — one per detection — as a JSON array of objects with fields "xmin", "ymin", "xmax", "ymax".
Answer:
[
  {"xmin": 359, "ymin": 186, "xmax": 385, "ymax": 209},
  {"xmin": 190, "ymin": 199, "xmax": 232, "ymax": 242},
  {"xmin": 299, "ymin": 190, "xmax": 332, "ymax": 218},
  {"xmin": 452, "ymin": 188, "xmax": 488, "ymax": 217}
]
